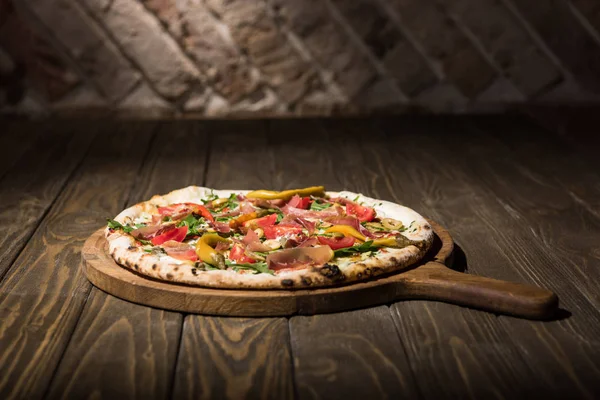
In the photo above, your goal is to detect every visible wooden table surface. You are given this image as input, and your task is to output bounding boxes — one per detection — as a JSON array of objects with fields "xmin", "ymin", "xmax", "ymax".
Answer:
[{"xmin": 0, "ymin": 116, "xmax": 599, "ymax": 400}]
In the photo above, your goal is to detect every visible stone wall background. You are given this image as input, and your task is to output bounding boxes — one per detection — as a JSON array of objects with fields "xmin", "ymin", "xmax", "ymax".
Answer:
[{"xmin": 1, "ymin": 0, "xmax": 600, "ymax": 118}]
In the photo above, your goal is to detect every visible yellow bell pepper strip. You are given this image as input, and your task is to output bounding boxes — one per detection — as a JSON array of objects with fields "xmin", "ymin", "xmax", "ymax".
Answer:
[
  {"xmin": 325, "ymin": 225, "xmax": 403, "ymax": 248},
  {"xmin": 246, "ymin": 186, "xmax": 326, "ymax": 200},
  {"xmin": 325, "ymin": 225, "xmax": 366, "ymax": 242},
  {"xmin": 195, "ymin": 233, "xmax": 229, "ymax": 268},
  {"xmin": 229, "ymin": 211, "xmax": 259, "ymax": 229},
  {"xmin": 371, "ymin": 237, "xmax": 399, "ymax": 247}
]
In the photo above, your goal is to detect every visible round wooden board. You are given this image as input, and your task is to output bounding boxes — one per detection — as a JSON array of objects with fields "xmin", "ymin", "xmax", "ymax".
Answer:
[{"xmin": 82, "ymin": 220, "xmax": 455, "ymax": 316}]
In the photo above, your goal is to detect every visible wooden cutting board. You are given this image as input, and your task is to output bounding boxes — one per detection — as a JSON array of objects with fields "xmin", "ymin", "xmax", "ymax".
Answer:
[{"xmin": 82, "ymin": 220, "xmax": 558, "ymax": 319}]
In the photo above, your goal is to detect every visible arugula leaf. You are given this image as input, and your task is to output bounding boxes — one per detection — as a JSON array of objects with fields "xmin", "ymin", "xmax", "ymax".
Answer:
[
  {"xmin": 333, "ymin": 241, "xmax": 381, "ymax": 257},
  {"xmin": 216, "ymin": 216, "xmax": 233, "ymax": 222},
  {"xmin": 225, "ymin": 260, "xmax": 274, "ymax": 275},
  {"xmin": 177, "ymin": 214, "xmax": 203, "ymax": 236},
  {"xmin": 202, "ymin": 262, "xmax": 220, "ymax": 271},
  {"xmin": 201, "ymin": 190, "xmax": 218, "ymax": 204},
  {"xmin": 352, "ymin": 195, "xmax": 360, "ymax": 202},
  {"xmin": 266, "ymin": 208, "xmax": 285, "ymax": 223},
  {"xmin": 107, "ymin": 219, "xmax": 134, "ymax": 233},
  {"xmin": 310, "ymin": 201, "xmax": 332, "ymax": 211}
]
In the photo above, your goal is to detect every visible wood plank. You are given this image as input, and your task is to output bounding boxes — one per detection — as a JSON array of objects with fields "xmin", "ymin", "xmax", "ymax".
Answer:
[
  {"xmin": 270, "ymin": 119, "xmax": 420, "ymax": 399},
  {"xmin": 0, "ymin": 120, "xmax": 96, "ymax": 280},
  {"xmin": 473, "ymin": 114, "xmax": 600, "ymax": 224},
  {"xmin": 45, "ymin": 121, "xmax": 209, "ymax": 399},
  {"xmin": 290, "ymin": 306, "xmax": 420, "ymax": 399},
  {"xmin": 0, "ymin": 120, "xmax": 40, "ymax": 181},
  {"xmin": 173, "ymin": 317, "xmax": 294, "ymax": 400},
  {"xmin": 463, "ymin": 116, "xmax": 600, "ymax": 306},
  {"xmin": 172, "ymin": 120, "xmax": 296, "ymax": 399},
  {"xmin": 373, "ymin": 116, "xmax": 600, "ymax": 399},
  {"xmin": 0, "ymin": 121, "xmax": 157, "ymax": 400},
  {"xmin": 44, "ymin": 288, "xmax": 180, "ymax": 400}
]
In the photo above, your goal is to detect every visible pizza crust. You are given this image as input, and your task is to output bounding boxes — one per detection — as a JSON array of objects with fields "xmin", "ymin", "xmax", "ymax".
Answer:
[{"xmin": 106, "ymin": 186, "xmax": 434, "ymax": 289}]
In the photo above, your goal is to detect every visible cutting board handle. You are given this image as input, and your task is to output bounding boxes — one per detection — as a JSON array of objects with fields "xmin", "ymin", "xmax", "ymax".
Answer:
[{"xmin": 407, "ymin": 262, "xmax": 559, "ymax": 320}]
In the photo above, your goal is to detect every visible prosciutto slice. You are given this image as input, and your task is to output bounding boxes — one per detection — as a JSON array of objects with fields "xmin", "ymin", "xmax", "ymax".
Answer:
[
  {"xmin": 281, "ymin": 205, "xmax": 342, "ymax": 219},
  {"xmin": 213, "ymin": 221, "xmax": 231, "ymax": 234},
  {"xmin": 242, "ymin": 229, "xmax": 272, "ymax": 252},
  {"xmin": 266, "ymin": 246, "xmax": 333, "ymax": 271},
  {"xmin": 131, "ymin": 224, "xmax": 171, "ymax": 240}
]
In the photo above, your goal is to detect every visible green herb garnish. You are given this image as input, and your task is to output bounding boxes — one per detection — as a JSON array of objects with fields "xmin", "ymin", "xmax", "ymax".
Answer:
[
  {"xmin": 177, "ymin": 214, "xmax": 203, "ymax": 237},
  {"xmin": 225, "ymin": 260, "xmax": 274, "ymax": 275},
  {"xmin": 107, "ymin": 219, "xmax": 134, "ymax": 233},
  {"xmin": 310, "ymin": 201, "xmax": 333, "ymax": 211},
  {"xmin": 266, "ymin": 208, "xmax": 285, "ymax": 223},
  {"xmin": 202, "ymin": 262, "xmax": 220, "ymax": 271},
  {"xmin": 333, "ymin": 240, "xmax": 381, "ymax": 257},
  {"xmin": 201, "ymin": 190, "xmax": 218, "ymax": 204}
]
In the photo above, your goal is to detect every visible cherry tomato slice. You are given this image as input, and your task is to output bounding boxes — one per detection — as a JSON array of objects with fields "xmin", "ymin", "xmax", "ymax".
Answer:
[
  {"xmin": 229, "ymin": 244, "xmax": 256, "ymax": 264},
  {"xmin": 263, "ymin": 225, "xmax": 304, "ymax": 239},
  {"xmin": 255, "ymin": 213, "xmax": 278, "ymax": 228},
  {"xmin": 317, "ymin": 235, "xmax": 355, "ymax": 250},
  {"xmin": 287, "ymin": 195, "xmax": 311, "ymax": 209},
  {"xmin": 151, "ymin": 226, "xmax": 188, "ymax": 245},
  {"xmin": 157, "ymin": 203, "xmax": 215, "ymax": 223},
  {"xmin": 346, "ymin": 203, "xmax": 376, "ymax": 222}
]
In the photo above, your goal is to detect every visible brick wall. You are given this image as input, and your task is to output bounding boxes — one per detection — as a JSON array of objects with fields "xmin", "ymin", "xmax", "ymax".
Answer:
[{"xmin": 1, "ymin": 0, "xmax": 600, "ymax": 117}]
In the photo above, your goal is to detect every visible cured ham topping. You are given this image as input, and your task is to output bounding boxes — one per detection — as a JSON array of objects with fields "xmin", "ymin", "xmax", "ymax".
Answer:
[
  {"xmin": 266, "ymin": 246, "xmax": 333, "ymax": 271},
  {"xmin": 162, "ymin": 240, "xmax": 198, "ymax": 261},
  {"xmin": 280, "ymin": 204, "xmax": 342, "ymax": 219},
  {"xmin": 242, "ymin": 229, "xmax": 272, "ymax": 252}
]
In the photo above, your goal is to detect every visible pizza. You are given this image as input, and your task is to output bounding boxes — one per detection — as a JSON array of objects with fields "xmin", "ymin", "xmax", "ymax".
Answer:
[{"xmin": 105, "ymin": 186, "xmax": 434, "ymax": 289}]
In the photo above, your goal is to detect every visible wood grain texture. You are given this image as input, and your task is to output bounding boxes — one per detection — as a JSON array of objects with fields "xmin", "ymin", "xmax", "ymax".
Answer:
[
  {"xmin": 0, "ymin": 120, "xmax": 40, "ymax": 181},
  {"xmin": 0, "ymin": 120, "xmax": 95, "ymax": 280},
  {"xmin": 459, "ymin": 117, "xmax": 600, "ymax": 308},
  {"xmin": 290, "ymin": 306, "xmax": 420, "ymax": 400},
  {"xmin": 172, "ymin": 120, "xmax": 296, "ymax": 399},
  {"xmin": 0, "ymin": 121, "xmax": 156, "ymax": 400},
  {"xmin": 373, "ymin": 116, "xmax": 600, "ymax": 399},
  {"xmin": 45, "ymin": 122, "xmax": 207, "ymax": 399},
  {"xmin": 44, "ymin": 288, "xmax": 181, "ymax": 400},
  {"xmin": 173, "ymin": 317, "xmax": 294, "ymax": 400}
]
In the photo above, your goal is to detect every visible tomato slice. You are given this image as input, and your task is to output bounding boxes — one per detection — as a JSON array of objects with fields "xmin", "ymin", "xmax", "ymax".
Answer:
[
  {"xmin": 229, "ymin": 244, "xmax": 256, "ymax": 264},
  {"xmin": 255, "ymin": 213, "xmax": 278, "ymax": 228},
  {"xmin": 346, "ymin": 203, "xmax": 376, "ymax": 222},
  {"xmin": 287, "ymin": 195, "xmax": 311, "ymax": 209},
  {"xmin": 151, "ymin": 226, "xmax": 188, "ymax": 245},
  {"xmin": 162, "ymin": 240, "xmax": 198, "ymax": 261},
  {"xmin": 263, "ymin": 225, "xmax": 304, "ymax": 239},
  {"xmin": 317, "ymin": 235, "xmax": 355, "ymax": 250},
  {"xmin": 193, "ymin": 204, "xmax": 215, "ymax": 223},
  {"xmin": 157, "ymin": 203, "xmax": 215, "ymax": 223}
]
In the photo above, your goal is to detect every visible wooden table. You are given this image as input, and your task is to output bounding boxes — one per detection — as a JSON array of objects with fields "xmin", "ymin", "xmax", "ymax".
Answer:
[{"xmin": 1, "ymin": 116, "xmax": 599, "ymax": 399}]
